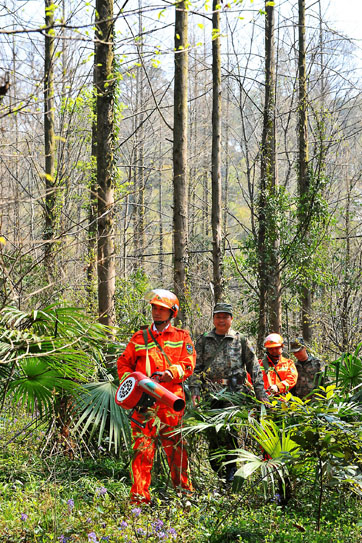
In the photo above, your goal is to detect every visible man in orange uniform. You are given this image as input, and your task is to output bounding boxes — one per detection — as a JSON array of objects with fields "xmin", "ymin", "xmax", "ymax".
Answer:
[
  {"xmin": 258, "ymin": 333, "xmax": 297, "ymax": 506},
  {"xmin": 258, "ymin": 334, "xmax": 298, "ymax": 398},
  {"xmin": 117, "ymin": 289, "xmax": 196, "ymax": 504}
]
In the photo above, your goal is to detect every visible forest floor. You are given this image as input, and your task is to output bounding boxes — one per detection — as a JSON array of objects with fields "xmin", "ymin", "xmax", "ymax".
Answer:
[{"xmin": 1, "ymin": 419, "xmax": 361, "ymax": 543}]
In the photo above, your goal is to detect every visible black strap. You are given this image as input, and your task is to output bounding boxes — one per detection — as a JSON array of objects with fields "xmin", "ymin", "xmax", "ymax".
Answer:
[
  {"xmin": 262, "ymin": 355, "xmax": 284, "ymax": 384},
  {"xmin": 142, "ymin": 328, "xmax": 148, "ymax": 349}
]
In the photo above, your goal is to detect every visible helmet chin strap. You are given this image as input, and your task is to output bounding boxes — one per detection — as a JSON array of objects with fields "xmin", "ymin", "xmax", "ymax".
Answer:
[
  {"xmin": 153, "ymin": 307, "xmax": 173, "ymax": 326},
  {"xmin": 154, "ymin": 317, "xmax": 172, "ymax": 326}
]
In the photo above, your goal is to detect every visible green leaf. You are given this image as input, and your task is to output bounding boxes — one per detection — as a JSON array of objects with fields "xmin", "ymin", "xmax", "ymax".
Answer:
[{"xmin": 74, "ymin": 380, "xmax": 132, "ymax": 455}]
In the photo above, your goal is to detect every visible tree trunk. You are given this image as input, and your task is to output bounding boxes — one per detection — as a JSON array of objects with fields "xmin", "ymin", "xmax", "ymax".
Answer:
[
  {"xmin": 158, "ymin": 139, "xmax": 164, "ymax": 279},
  {"xmin": 95, "ymin": 0, "xmax": 115, "ymax": 327},
  {"xmin": 132, "ymin": 1, "xmax": 145, "ymax": 270},
  {"xmin": 223, "ymin": 22, "xmax": 230, "ymax": 253},
  {"xmin": 44, "ymin": 0, "xmax": 56, "ymax": 277},
  {"xmin": 341, "ymin": 164, "xmax": 351, "ymax": 352},
  {"xmin": 257, "ymin": 2, "xmax": 281, "ymax": 350},
  {"xmin": 132, "ymin": 73, "xmax": 139, "ymax": 268},
  {"xmin": 136, "ymin": 1, "xmax": 145, "ymax": 268},
  {"xmin": 173, "ymin": 0, "xmax": 189, "ymax": 325},
  {"xmin": 298, "ymin": 0, "xmax": 312, "ymax": 341},
  {"xmin": 87, "ymin": 38, "xmax": 98, "ymax": 310},
  {"xmin": 211, "ymin": 0, "xmax": 223, "ymax": 303}
]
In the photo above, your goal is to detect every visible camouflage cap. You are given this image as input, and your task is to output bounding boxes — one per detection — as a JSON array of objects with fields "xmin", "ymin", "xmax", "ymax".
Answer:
[
  {"xmin": 213, "ymin": 303, "xmax": 233, "ymax": 316},
  {"xmin": 290, "ymin": 337, "xmax": 306, "ymax": 353}
]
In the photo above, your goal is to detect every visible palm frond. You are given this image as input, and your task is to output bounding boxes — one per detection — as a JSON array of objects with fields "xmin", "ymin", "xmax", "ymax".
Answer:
[
  {"xmin": 0, "ymin": 306, "xmax": 31, "ymax": 328},
  {"xmin": 234, "ymin": 448, "xmax": 287, "ymax": 498},
  {"xmin": 0, "ymin": 306, "xmax": 115, "ymax": 380},
  {"xmin": 74, "ymin": 380, "xmax": 132, "ymax": 455},
  {"xmin": 330, "ymin": 343, "xmax": 362, "ymax": 391},
  {"xmin": 234, "ymin": 449, "xmax": 264, "ymax": 479},
  {"xmin": 249, "ymin": 417, "xmax": 299, "ymax": 459},
  {"xmin": 0, "ymin": 305, "xmax": 128, "ymax": 450},
  {"xmin": 7, "ymin": 358, "xmax": 80, "ymax": 416}
]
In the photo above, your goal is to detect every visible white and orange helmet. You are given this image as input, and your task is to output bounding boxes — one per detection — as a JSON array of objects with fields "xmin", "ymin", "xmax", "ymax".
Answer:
[
  {"xmin": 147, "ymin": 289, "xmax": 179, "ymax": 319},
  {"xmin": 264, "ymin": 333, "xmax": 284, "ymax": 349}
]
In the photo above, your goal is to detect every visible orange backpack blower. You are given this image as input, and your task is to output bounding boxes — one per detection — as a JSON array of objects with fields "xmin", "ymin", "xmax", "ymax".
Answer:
[{"xmin": 115, "ymin": 371, "xmax": 185, "ymax": 413}]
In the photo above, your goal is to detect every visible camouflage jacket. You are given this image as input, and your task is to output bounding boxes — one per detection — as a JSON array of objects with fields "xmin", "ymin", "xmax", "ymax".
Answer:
[
  {"xmin": 292, "ymin": 354, "xmax": 325, "ymax": 399},
  {"xmin": 189, "ymin": 328, "xmax": 267, "ymax": 401}
]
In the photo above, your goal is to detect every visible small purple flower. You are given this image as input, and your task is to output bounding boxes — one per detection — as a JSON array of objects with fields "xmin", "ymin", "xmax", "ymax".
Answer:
[
  {"xmin": 86, "ymin": 517, "xmax": 92, "ymax": 523},
  {"xmin": 168, "ymin": 528, "xmax": 177, "ymax": 539},
  {"xmin": 137, "ymin": 527, "xmax": 147, "ymax": 537},
  {"xmin": 152, "ymin": 519, "xmax": 164, "ymax": 532},
  {"xmin": 88, "ymin": 532, "xmax": 98, "ymax": 542},
  {"xmin": 119, "ymin": 521, "xmax": 128, "ymax": 530},
  {"xmin": 151, "ymin": 519, "xmax": 163, "ymax": 533},
  {"xmin": 67, "ymin": 499, "xmax": 74, "ymax": 511},
  {"xmin": 20, "ymin": 513, "xmax": 28, "ymax": 521},
  {"xmin": 96, "ymin": 486, "xmax": 107, "ymax": 496},
  {"xmin": 131, "ymin": 507, "xmax": 141, "ymax": 517},
  {"xmin": 58, "ymin": 536, "xmax": 69, "ymax": 543},
  {"xmin": 157, "ymin": 531, "xmax": 166, "ymax": 540}
]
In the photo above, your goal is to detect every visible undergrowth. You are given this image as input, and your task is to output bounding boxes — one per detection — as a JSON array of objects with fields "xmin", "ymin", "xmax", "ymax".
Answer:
[{"xmin": 0, "ymin": 413, "xmax": 361, "ymax": 543}]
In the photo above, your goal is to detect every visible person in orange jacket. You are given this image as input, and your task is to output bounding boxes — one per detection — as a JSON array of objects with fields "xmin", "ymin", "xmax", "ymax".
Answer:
[
  {"xmin": 247, "ymin": 333, "xmax": 297, "ymax": 506},
  {"xmin": 117, "ymin": 289, "xmax": 196, "ymax": 504},
  {"xmin": 248, "ymin": 333, "xmax": 297, "ymax": 398}
]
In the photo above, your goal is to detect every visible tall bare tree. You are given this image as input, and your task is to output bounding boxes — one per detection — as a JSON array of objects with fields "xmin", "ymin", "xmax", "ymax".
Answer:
[
  {"xmin": 134, "ymin": 0, "xmax": 145, "ymax": 269},
  {"xmin": 44, "ymin": 0, "xmax": 56, "ymax": 277},
  {"xmin": 95, "ymin": 0, "xmax": 115, "ymax": 326},
  {"xmin": 87, "ymin": 36, "xmax": 98, "ymax": 309},
  {"xmin": 211, "ymin": 0, "xmax": 222, "ymax": 303},
  {"xmin": 173, "ymin": 0, "xmax": 189, "ymax": 324},
  {"xmin": 297, "ymin": 0, "xmax": 312, "ymax": 341},
  {"xmin": 257, "ymin": 1, "xmax": 281, "ymax": 349}
]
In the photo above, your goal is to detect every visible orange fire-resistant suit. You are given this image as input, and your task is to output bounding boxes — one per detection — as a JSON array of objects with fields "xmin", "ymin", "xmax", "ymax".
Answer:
[
  {"xmin": 117, "ymin": 324, "xmax": 196, "ymax": 504},
  {"xmin": 248, "ymin": 354, "xmax": 297, "ymax": 396}
]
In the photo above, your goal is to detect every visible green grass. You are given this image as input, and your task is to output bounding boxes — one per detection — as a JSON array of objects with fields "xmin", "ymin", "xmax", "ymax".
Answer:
[{"xmin": 0, "ymin": 415, "xmax": 361, "ymax": 543}]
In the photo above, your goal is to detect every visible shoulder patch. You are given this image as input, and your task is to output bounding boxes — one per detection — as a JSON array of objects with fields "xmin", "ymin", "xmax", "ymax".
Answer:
[{"xmin": 186, "ymin": 344, "xmax": 194, "ymax": 354}]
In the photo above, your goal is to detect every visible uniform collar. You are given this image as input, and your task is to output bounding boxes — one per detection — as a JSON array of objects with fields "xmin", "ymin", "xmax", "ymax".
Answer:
[
  {"xmin": 208, "ymin": 327, "xmax": 237, "ymax": 339},
  {"xmin": 297, "ymin": 354, "xmax": 313, "ymax": 364},
  {"xmin": 265, "ymin": 353, "xmax": 286, "ymax": 367},
  {"xmin": 151, "ymin": 322, "xmax": 171, "ymax": 336}
]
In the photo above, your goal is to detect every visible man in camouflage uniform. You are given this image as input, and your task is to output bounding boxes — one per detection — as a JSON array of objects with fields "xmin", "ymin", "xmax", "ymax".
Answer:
[
  {"xmin": 290, "ymin": 337, "xmax": 325, "ymax": 399},
  {"xmin": 190, "ymin": 303, "xmax": 267, "ymax": 482}
]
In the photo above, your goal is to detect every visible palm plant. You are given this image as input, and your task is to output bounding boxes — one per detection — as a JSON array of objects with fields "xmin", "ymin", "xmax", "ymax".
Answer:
[
  {"xmin": 330, "ymin": 342, "xmax": 362, "ymax": 392},
  {"xmin": 285, "ymin": 389, "xmax": 362, "ymax": 529},
  {"xmin": 234, "ymin": 415, "xmax": 299, "ymax": 501},
  {"xmin": 0, "ymin": 305, "xmax": 132, "ymax": 455},
  {"xmin": 184, "ymin": 391, "xmax": 297, "ymax": 498}
]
